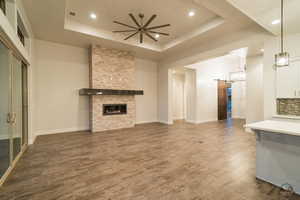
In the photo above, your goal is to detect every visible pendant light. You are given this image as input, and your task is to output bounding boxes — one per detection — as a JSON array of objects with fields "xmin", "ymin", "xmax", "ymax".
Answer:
[{"xmin": 275, "ymin": 0, "xmax": 289, "ymax": 67}]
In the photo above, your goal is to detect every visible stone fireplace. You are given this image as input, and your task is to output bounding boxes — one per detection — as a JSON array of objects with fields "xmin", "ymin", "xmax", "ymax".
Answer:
[
  {"xmin": 83, "ymin": 45, "xmax": 142, "ymax": 132},
  {"xmin": 103, "ymin": 104, "xmax": 127, "ymax": 116}
]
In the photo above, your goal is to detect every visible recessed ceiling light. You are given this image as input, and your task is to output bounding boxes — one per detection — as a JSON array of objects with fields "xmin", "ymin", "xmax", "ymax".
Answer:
[
  {"xmin": 188, "ymin": 11, "xmax": 195, "ymax": 17},
  {"xmin": 155, "ymin": 34, "xmax": 160, "ymax": 39},
  {"xmin": 271, "ymin": 19, "xmax": 280, "ymax": 25},
  {"xmin": 90, "ymin": 13, "xmax": 97, "ymax": 19}
]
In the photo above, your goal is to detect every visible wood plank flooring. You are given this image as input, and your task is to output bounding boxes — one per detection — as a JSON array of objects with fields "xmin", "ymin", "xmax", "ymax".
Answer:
[{"xmin": 1, "ymin": 119, "xmax": 300, "ymax": 200}]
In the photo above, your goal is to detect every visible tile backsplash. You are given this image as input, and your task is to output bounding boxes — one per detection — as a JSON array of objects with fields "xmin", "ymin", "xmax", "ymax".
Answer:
[{"xmin": 277, "ymin": 98, "xmax": 300, "ymax": 116}]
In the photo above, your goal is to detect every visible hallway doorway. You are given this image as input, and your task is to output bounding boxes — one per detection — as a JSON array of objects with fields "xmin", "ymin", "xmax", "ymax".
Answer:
[{"xmin": 217, "ymin": 80, "xmax": 232, "ymax": 120}]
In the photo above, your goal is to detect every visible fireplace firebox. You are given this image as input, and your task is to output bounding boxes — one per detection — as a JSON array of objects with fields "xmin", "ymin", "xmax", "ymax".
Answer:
[{"xmin": 103, "ymin": 104, "xmax": 127, "ymax": 116}]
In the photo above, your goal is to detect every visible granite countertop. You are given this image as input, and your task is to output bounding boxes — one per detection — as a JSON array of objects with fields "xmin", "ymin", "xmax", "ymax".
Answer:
[{"xmin": 245, "ymin": 120, "xmax": 300, "ymax": 137}]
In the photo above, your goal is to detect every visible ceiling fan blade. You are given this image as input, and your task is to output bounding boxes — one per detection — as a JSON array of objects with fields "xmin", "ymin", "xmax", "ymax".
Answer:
[
  {"xmin": 140, "ymin": 32, "xmax": 143, "ymax": 43},
  {"xmin": 113, "ymin": 30, "xmax": 137, "ymax": 33},
  {"xmin": 145, "ymin": 32, "xmax": 157, "ymax": 42},
  {"xmin": 143, "ymin": 14, "xmax": 157, "ymax": 28},
  {"xmin": 124, "ymin": 31, "xmax": 139, "ymax": 40},
  {"xmin": 148, "ymin": 30, "xmax": 170, "ymax": 36},
  {"xmin": 147, "ymin": 24, "xmax": 171, "ymax": 30},
  {"xmin": 113, "ymin": 21, "xmax": 137, "ymax": 29},
  {"xmin": 129, "ymin": 13, "xmax": 141, "ymax": 27}
]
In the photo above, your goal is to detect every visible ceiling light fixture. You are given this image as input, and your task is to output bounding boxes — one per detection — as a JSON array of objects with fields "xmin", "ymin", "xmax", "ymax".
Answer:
[
  {"xmin": 112, "ymin": 13, "xmax": 170, "ymax": 43},
  {"xmin": 275, "ymin": 0, "xmax": 289, "ymax": 67},
  {"xmin": 188, "ymin": 11, "xmax": 195, "ymax": 17},
  {"xmin": 90, "ymin": 13, "xmax": 97, "ymax": 19},
  {"xmin": 271, "ymin": 19, "xmax": 280, "ymax": 25}
]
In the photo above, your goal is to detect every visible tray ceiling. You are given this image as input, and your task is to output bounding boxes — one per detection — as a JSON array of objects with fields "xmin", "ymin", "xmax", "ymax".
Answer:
[{"xmin": 65, "ymin": 0, "xmax": 223, "ymax": 51}]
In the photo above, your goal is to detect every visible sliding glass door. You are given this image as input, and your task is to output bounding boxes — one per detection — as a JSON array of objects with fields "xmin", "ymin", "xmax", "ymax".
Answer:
[
  {"xmin": 12, "ymin": 55, "xmax": 23, "ymax": 160},
  {"xmin": 0, "ymin": 40, "xmax": 28, "ymax": 181},
  {"xmin": 0, "ymin": 41, "xmax": 11, "ymax": 178},
  {"xmin": 22, "ymin": 63, "xmax": 28, "ymax": 146}
]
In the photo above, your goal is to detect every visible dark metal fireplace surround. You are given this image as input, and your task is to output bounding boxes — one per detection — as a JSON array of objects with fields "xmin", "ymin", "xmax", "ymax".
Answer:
[{"xmin": 103, "ymin": 104, "xmax": 127, "ymax": 116}]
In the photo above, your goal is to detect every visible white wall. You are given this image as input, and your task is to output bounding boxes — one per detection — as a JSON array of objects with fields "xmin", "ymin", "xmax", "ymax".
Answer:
[
  {"xmin": 33, "ymin": 41, "xmax": 159, "ymax": 134},
  {"xmin": 157, "ymin": 30, "xmax": 269, "ymax": 124},
  {"xmin": 33, "ymin": 39, "xmax": 90, "ymax": 135},
  {"xmin": 135, "ymin": 58, "xmax": 158, "ymax": 124},
  {"xmin": 232, "ymin": 81, "xmax": 246, "ymax": 119},
  {"xmin": 158, "ymin": 66, "xmax": 173, "ymax": 124},
  {"xmin": 246, "ymin": 55, "xmax": 263, "ymax": 124},
  {"xmin": 191, "ymin": 55, "xmax": 245, "ymax": 123},
  {"xmin": 172, "ymin": 73, "xmax": 185, "ymax": 120},
  {"xmin": 184, "ymin": 69, "xmax": 197, "ymax": 123},
  {"xmin": 264, "ymin": 33, "xmax": 300, "ymax": 120}
]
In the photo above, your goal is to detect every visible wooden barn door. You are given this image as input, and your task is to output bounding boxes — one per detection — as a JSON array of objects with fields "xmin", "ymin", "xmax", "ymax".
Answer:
[{"xmin": 218, "ymin": 80, "xmax": 228, "ymax": 120}]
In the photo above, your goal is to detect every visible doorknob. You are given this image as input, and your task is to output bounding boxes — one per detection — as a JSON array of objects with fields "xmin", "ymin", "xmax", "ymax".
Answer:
[
  {"xmin": 6, "ymin": 113, "xmax": 11, "ymax": 124},
  {"xmin": 10, "ymin": 112, "xmax": 17, "ymax": 124}
]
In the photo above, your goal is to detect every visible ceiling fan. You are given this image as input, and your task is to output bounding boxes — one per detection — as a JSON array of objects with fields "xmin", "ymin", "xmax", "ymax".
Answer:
[{"xmin": 113, "ymin": 13, "xmax": 170, "ymax": 43}]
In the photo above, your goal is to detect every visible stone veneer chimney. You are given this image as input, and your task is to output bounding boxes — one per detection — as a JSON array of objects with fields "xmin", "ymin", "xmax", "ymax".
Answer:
[{"xmin": 89, "ymin": 45, "xmax": 136, "ymax": 132}]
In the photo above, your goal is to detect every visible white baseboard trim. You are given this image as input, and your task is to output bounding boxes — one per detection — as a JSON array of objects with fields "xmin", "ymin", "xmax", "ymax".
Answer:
[
  {"xmin": 158, "ymin": 120, "xmax": 173, "ymax": 125},
  {"xmin": 195, "ymin": 119, "xmax": 218, "ymax": 124},
  {"xmin": 28, "ymin": 135, "xmax": 37, "ymax": 145},
  {"xmin": 185, "ymin": 120, "xmax": 197, "ymax": 124},
  {"xmin": 232, "ymin": 116, "xmax": 246, "ymax": 119},
  {"xmin": 173, "ymin": 117, "xmax": 184, "ymax": 120},
  {"xmin": 135, "ymin": 120, "xmax": 159, "ymax": 125},
  {"xmin": 186, "ymin": 119, "xmax": 218, "ymax": 124},
  {"xmin": 35, "ymin": 127, "xmax": 90, "ymax": 136}
]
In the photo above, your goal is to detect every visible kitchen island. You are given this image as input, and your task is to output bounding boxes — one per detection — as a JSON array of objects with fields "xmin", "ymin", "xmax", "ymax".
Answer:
[{"xmin": 246, "ymin": 120, "xmax": 300, "ymax": 194}]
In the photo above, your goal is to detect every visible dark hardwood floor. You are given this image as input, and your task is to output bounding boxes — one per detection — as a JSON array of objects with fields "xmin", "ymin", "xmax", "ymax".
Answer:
[{"xmin": 0, "ymin": 119, "xmax": 299, "ymax": 200}]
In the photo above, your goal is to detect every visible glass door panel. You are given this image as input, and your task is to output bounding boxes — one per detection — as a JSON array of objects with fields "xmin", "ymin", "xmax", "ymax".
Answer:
[
  {"xmin": 0, "ymin": 42, "xmax": 11, "ymax": 178},
  {"xmin": 12, "ymin": 55, "xmax": 23, "ymax": 161},
  {"xmin": 22, "ymin": 63, "xmax": 28, "ymax": 146}
]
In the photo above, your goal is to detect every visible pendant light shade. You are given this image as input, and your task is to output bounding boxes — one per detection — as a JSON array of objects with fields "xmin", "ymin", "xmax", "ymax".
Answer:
[
  {"xmin": 275, "ymin": 52, "xmax": 289, "ymax": 67},
  {"xmin": 275, "ymin": 0, "xmax": 289, "ymax": 67}
]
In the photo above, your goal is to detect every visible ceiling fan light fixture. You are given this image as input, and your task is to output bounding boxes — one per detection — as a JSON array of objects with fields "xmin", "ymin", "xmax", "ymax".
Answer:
[{"xmin": 113, "ymin": 13, "xmax": 170, "ymax": 43}]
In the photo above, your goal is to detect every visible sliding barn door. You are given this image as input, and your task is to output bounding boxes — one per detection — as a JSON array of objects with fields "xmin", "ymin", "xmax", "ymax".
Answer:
[{"xmin": 218, "ymin": 80, "xmax": 228, "ymax": 120}]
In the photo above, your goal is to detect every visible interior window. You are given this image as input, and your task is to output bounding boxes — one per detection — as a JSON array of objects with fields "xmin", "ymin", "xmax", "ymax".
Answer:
[
  {"xmin": 0, "ymin": 0, "xmax": 6, "ymax": 15},
  {"xmin": 17, "ymin": 26, "xmax": 25, "ymax": 46}
]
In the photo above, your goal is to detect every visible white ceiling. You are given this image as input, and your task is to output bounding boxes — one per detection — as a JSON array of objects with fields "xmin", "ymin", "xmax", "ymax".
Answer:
[
  {"xmin": 66, "ymin": 0, "xmax": 219, "ymax": 47},
  {"xmin": 22, "ymin": 0, "xmax": 268, "ymax": 61},
  {"xmin": 227, "ymin": 0, "xmax": 300, "ymax": 35}
]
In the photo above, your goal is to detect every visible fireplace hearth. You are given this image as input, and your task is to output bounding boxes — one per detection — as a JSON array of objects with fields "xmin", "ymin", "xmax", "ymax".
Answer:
[{"xmin": 103, "ymin": 104, "xmax": 127, "ymax": 116}]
